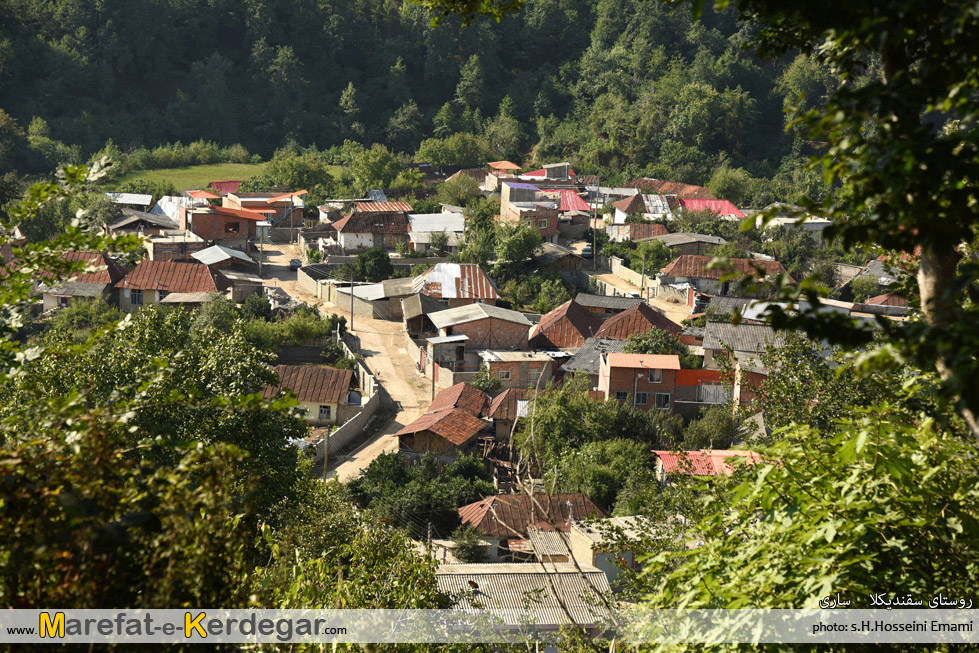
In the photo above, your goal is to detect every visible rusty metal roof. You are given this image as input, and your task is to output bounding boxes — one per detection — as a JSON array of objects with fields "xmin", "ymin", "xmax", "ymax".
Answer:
[
  {"xmin": 332, "ymin": 211, "xmax": 409, "ymax": 234},
  {"xmin": 395, "ymin": 407, "xmax": 489, "ymax": 446},
  {"xmin": 264, "ymin": 365, "xmax": 353, "ymax": 405},
  {"xmin": 660, "ymin": 254, "xmax": 794, "ymax": 282},
  {"xmin": 652, "ymin": 449, "xmax": 761, "ymax": 476},
  {"xmin": 529, "ymin": 299, "xmax": 603, "ymax": 349},
  {"xmin": 412, "ymin": 263, "xmax": 501, "ymax": 301},
  {"xmin": 428, "ymin": 382, "xmax": 490, "ymax": 416},
  {"xmin": 624, "ymin": 178, "xmax": 715, "ymax": 199},
  {"xmin": 593, "ymin": 302, "xmax": 682, "ymax": 339},
  {"xmin": 117, "ymin": 260, "xmax": 230, "ymax": 293},
  {"xmin": 458, "ymin": 493, "xmax": 607, "ymax": 540},
  {"xmin": 353, "ymin": 201, "xmax": 413, "ymax": 212},
  {"xmin": 54, "ymin": 251, "xmax": 126, "ymax": 285}
]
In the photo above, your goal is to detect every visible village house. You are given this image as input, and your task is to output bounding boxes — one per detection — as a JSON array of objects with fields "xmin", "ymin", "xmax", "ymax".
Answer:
[
  {"xmin": 401, "ymin": 292, "xmax": 449, "ymax": 338},
  {"xmin": 428, "ymin": 303, "xmax": 532, "ymax": 351},
  {"xmin": 678, "ymin": 198, "xmax": 745, "ymax": 218},
  {"xmin": 435, "ymin": 563, "xmax": 612, "ymax": 635},
  {"xmin": 40, "ymin": 251, "xmax": 126, "ymax": 311},
  {"xmin": 263, "ymin": 365, "xmax": 355, "ymax": 425},
  {"xmin": 331, "ymin": 210, "xmax": 410, "ymax": 252},
  {"xmin": 624, "ymin": 178, "xmax": 716, "ymax": 200},
  {"xmin": 407, "ymin": 211, "xmax": 465, "ymax": 254},
  {"xmin": 191, "ymin": 245, "xmax": 262, "ymax": 301},
  {"xmin": 457, "ymin": 492, "xmax": 608, "ymax": 559},
  {"xmin": 105, "ymin": 209, "xmax": 179, "ymax": 237},
  {"xmin": 412, "ymin": 263, "xmax": 501, "ymax": 306},
  {"xmin": 574, "ymin": 293, "xmax": 641, "ymax": 318},
  {"xmin": 115, "ymin": 259, "xmax": 230, "ymax": 310},
  {"xmin": 536, "ymin": 242, "xmax": 587, "ymax": 273},
  {"xmin": 658, "ymin": 254, "xmax": 793, "ymax": 296},
  {"xmin": 105, "ymin": 192, "xmax": 153, "ymax": 212},
  {"xmin": 143, "ymin": 229, "xmax": 207, "ymax": 262},
  {"xmin": 556, "ymin": 337, "xmax": 628, "ymax": 388},
  {"xmin": 651, "ymin": 232, "xmax": 727, "ymax": 255},
  {"xmin": 702, "ymin": 321, "xmax": 784, "ymax": 406},
  {"xmin": 499, "ymin": 181, "xmax": 559, "ymax": 243},
  {"xmin": 336, "ymin": 277, "xmax": 415, "ymax": 320},
  {"xmin": 606, "ymin": 222, "xmax": 669, "ymax": 243},
  {"xmin": 395, "ymin": 382, "xmax": 491, "ymax": 459},
  {"xmin": 598, "ymin": 352, "xmax": 681, "ymax": 411},
  {"xmin": 486, "ymin": 387, "xmax": 529, "ymax": 439},
  {"xmin": 179, "ymin": 204, "xmax": 264, "ymax": 250},
  {"xmin": 529, "ymin": 299, "xmax": 604, "ymax": 349},
  {"xmin": 650, "ymin": 449, "xmax": 761, "ymax": 483},
  {"xmin": 611, "ymin": 194, "xmax": 647, "ymax": 223},
  {"xmin": 477, "ymin": 350, "xmax": 555, "ymax": 390},
  {"xmin": 593, "ymin": 302, "xmax": 682, "ymax": 339},
  {"xmin": 223, "ymin": 190, "xmax": 306, "ymax": 227}
]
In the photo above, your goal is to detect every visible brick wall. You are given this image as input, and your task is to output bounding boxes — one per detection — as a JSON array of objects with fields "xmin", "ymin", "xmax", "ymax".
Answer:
[{"xmin": 447, "ymin": 317, "xmax": 530, "ymax": 350}]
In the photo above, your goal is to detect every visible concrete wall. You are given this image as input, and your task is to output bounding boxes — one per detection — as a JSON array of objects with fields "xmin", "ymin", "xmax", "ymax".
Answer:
[
  {"xmin": 444, "ymin": 317, "xmax": 530, "ymax": 350},
  {"xmin": 339, "ymin": 232, "xmax": 374, "ymax": 251},
  {"xmin": 609, "ymin": 256, "xmax": 649, "ymax": 289}
]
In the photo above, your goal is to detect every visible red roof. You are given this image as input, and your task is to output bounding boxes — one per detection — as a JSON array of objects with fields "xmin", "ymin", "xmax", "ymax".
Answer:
[
  {"xmin": 530, "ymin": 299, "xmax": 604, "ymax": 349},
  {"xmin": 208, "ymin": 180, "xmax": 241, "ymax": 194},
  {"xmin": 208, "ymin": 205, "xmax": 268, "ymax": 220},
  {"xmin": 613, "ymin": 194, "xmax": 646, "ymax": 214},
  {"xmin": 186, "ymin": 189, "xmax": 220, "ymax": 200},
  {"xmin": 624, "ymin": 223, "xmax": 669, "ymax": 241},
  {"xmin": 864, "ymin": 292, "xmax": 908, "ymax": 307},
  {"xmin": 117, "ymin": 260, "xmax": 230, "ymax": 293},
  {"xmin": 558, "ymin": 190, "xmax": 591, "ymax": 212},
  {"xmin": 625, "ymin": 178, "xmax": 714, "ymax": 199},
  {"xmin": 594, "ymin": 302, "xmax": 682, "ymax": 339},
  {"xmin": 651, "ymin": 450, "xmax": 761, "ymax": 476},
  {"xmin": 523, "ymin": 167, "xmax": 578, "ymax": 178},
  {"xmin": 267, "ymin": 190, "xmax": 308, "ymax": 203},
  {"xmin": 395, "ymin": 407, "xmax": 489, "ymax": 446},
  {"xmin": 458, "ymin": 493, "xmax": 608, "ymax": 539},
  {"xmin": 428, "ymin": 382, "xmax": 491, "ymax": 417},
  {"xmin": 605, "ymin": 353, "xmax": 681, "ymax": 370},
  {"xmin": 488, "ymin": 161, "xmax": 521, "ymax": 170},
  {"xmin": 333, "ymin": 211, "xmax": 410, "ymax": 235},
  {"xmin": 49, "ymin": 251, "xmax": 126, "ymax": 285},
  {"xmin": 353, "ymin": 201, "xmax": 413, "ymax": 212},
  {"xmin": 660, "ymin": 255, "xmax": 793, "ymax": 283},
  {"xmin": 264, "ymin": 365, "xmax": 353, "ymax": 404},
  {"xmin": 488, "ymin": 387, "xmax": 528, "ymax": 420},
  {"xmin": 679, "ymin": 198, "xmax": 745, "ymax": 218},
  {"xmin": 412, "ymin": 263, "xmax": 501, "ymax": 301}
]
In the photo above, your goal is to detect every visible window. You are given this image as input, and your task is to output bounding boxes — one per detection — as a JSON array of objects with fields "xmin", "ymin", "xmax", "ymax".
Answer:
[
  {"xmin": 498, "ymin": 370, "xmax": 512, "ymax": 380},
  {"xmin": 58, "ymin": 296, "xmax": 70, "ymax": 308},
  {"xmin": 654, "ymin": 393, "xmax": 671, "ymax": 410},
  {"xmin": 225, "ymin": 221, "xmax": 241, "ymax": 234},
  {"xmin": 634, "ymin": 392, "xmax": 648, "ymax": 406},
  {"xmin": 615, "ymin": 391, "xmax": 629, "ymax": 402},
  {"xmin": 318, "ymin": 405, "xmax": 332, "ymax": 421},
  {"xmin": 538, "ymin": 219, "xmax": 548, "ymax": 229},
  {"xmin": 130, "ymin": 289, "xmax": 143, "ymax": 306},
  {"xmin": 159, "ymin": 290, "xmax": 169, "ymax": 300},
  {"xmin": 648, "ymin": 369, "xmax": 662, "ymax": 383}
]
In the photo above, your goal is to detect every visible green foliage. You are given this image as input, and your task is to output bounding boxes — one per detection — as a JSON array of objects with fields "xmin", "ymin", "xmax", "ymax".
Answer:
[
  {"xmin": 320, "ymin": 340, "xmax": 358, "ymax": 370},
  {"xmin": 241, "ymin": 294, "xmax": 273, "ymax": 321},
  {"xmin": 493, "ymin": 221, "xmax": 542, "ymax": 277},
  {"xmin": 547, "ymin": 438, "xmax": 655, "ymax": 511},
  {"xmin": 349, "ymin": 143, "xmax": 401, "ymax": 192},
  {"xmin": 500, "ymin": 273, "xmax": 573, "ymax": 313},
  {"xmin": 849, "ymin": 274, "xmax": 882, "ymax": 303},
  {"xmin": 468, "ymin": 366, "xmax": 504, "ymax": 395},
  {"xmin": 602, "ymin": 239, "xmax": 673, "ymax": 276},
  {"xmin": 436, "ymin": 174, "xmax": 483, "ymax": 207},
  {"xmin": 357, "ymin": 247, "xmax": 394, "ymax": 282},
  {"xmin": 624, "ymin": 328, "xmax": 701, "ymax": 369},
  {"xmin": 682, "ymin": 406, "xmax": 737, "ymax": 449},
  {"xmin": 347, "ymin": 453, "xmax": 495, "ymax": 539},
  {"xmin": 708, "ymin": 165, "xmax": 752, "ymax": 206},
  {"xmin": 238, "ymin": 148, "xmax": 335, "ymax": 207},
  {"xmin": 416, "ymin": 133, "xmax": 492, "ymax": 167},
  {"xmin": 47, "ymin": 296, "xmax": 123, "ymax": 338},
  {"xmin": 451, "ymin": 525, "xmax": 487, "ymax": 563},
  {"xmin": 116, "ymin": 179, "xmax": 178, "ymax": 206}
]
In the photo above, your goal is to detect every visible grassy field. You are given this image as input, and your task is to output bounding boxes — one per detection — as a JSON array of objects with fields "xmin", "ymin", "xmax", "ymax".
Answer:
[{"xmin": 109, "ymin": 162, "xmax": 268, "ymax": 191}]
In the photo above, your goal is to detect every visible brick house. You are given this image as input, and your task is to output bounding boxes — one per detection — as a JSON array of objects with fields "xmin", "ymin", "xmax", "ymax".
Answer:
[
  {"xmin": 224, "ymin": 190, "xmax": 305, "ymax": 227},
  {"xmin": 332, "ymin": 210, "xmax": 410, "ymax": 252},
  {"xmin": 412, "ymin": 263, "xmax": 501, "ymax": 307},
  {"xmin": 659, "ymin": 255, "xmax": 793, "ymax": 296},
  {"xmin": 429, "ymin": 303, "xmax": 532, "ymax": 351},
  {"xmin": 263, "ymin": 365, "xmax": 354, "ymax": 425},
  {"xmin": 477, "ymin": 351, "xmax": 554, "ymax": 390},
  {"xmin": 593, "ymin": 302, "xmax": 682, "ymax": 340},
  {"xmin": 40, "ymin": 251, "xmax": 126, "ymax": 311},
  {"xmin": 180, "ymin": 204, "xmax": 264, "ymax": 250},
  {"xmin": 598, "ymin": 353, "xmax": 681, "ymax": 411},
  {"xmin": 396, "ymin": 382, "xmax": 491, "ymax": 458},
  {"xmin": 499, "ymin": 181, "xmax": 559, "ymax": 243},
  {"xmin": 529, "ymin": 299, "xmax": 604, "ymax": 349},
  {"xmin": 116, "ymin": 260, "xmax": 230, "ymax": 310}
]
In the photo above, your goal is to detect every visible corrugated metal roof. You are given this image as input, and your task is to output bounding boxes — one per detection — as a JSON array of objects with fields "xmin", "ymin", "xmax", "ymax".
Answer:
[
  {"xmin": 412, "ymin": 263, "xmax": 501, "ymax": 301},
  {"xmin": 558, "ymin": 190, "xmax": 591, "ymax": 212},
  {"xmin": 559, "ymin": 337, "xmax": 628, "ymax": 376},
  {"xmin": 105, "ymin": 192, "xmax": 152, "ymax": 206},
  {"xmin": 353, "ymin": 201, "xmax": 413, "ymax": 212},
  {"xmin": 660, "ymin": 255, "xmax": 793, "ymax": 283},
  {"xmin": 192, "ymin": 245, "xmax": 254, "ymax": 266},
  {"xmin": 426, "ymin": 334, "xmax": 469, "ymax": 344},
  {"xmin": 605, "ymin": 353, "xmax": 681, "ymax": 370},
  {"xmin": 528, "ymin": 526, "xmax": 571, "ymax": 558},
  {"xmin": 407, "ymin": 212, "xmax": 465, "ymax": 233},
  {"xmin": 428, "ymin": 382, "xmax": 490, "ymax": 416},
  {"xmin": 529, "ymin": 299, "xmax": 603, "ymax": 349},
  {"xmin": 109, "ymin": 208, "xmax": 178, "ymax": 231},
  {"xmin": 679, "ymin": 198, "xmax": 745, "ymax": 218},
  {"xmin": 332, "ymin": 211, "xmax": 410, "ymax": 234},
  {"xmin": 574, "ymin": 294, "xmax": 641, "ymax": 311},
  {"xmin": 436, "ymin": 563, "xmax": 611, "ymax": 627},
  {"xmin": 652, "ymin": 449, "xmax": 761, "ymax": 476},
  {"xmin": 502, "ymin": 181, "xmax": 540, "ymax": 191},
  {"xmin": 366, "ymin": 189, "xmax": 388, "ymax": 203},
  {"xmin": 45, "ymin": 281, "xmax": 109, "ymax": 297},
  {"xmin": 117, "ymin": 260, "xmax": 230, "ymax": 293},
  {"xmin": 264, "ymin": 365, "xmax": 353, "ymax": 404},
  {"xmin": 653, "ymin": 232, "xmax": 726, "ymax": 247},
  {"xmin": 402, "ymin": 293, "xmax": 449, "ymax": 320},
  {"xmin": 458, "ymin": 493, "xmax": 608, "ymax": 540},
  {"xmin": 395, "ymin": 407, "xmax": 489, "ymax": 445},
  {"xmin": 429, "ymin": 303, "xmax": 531, "ymax": 329},
  {"xmin": 593, "ymin": 303, "xmax": 682, "ymax": 339},
  {"xmin": 702, "ymin": 321, "xmax": 785, "ymax": 354},
  {"xmin": 51, "ymin": 251, "xmax": 127, "ymax": 285}
]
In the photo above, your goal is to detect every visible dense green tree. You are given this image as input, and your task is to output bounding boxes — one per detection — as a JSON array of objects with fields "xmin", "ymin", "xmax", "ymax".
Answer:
[
  {"xmin": 350, "ymin": 143, "xmax": 401, "ymax": 191},
  {"xmin": 682, "ymin": 406, "xmax": 737, "ymax": 449},
  {"xmin": 624, "ymin": 328, "xmax": 700, "ymax": 369},
  {"xmin": 357, "ymin": 247, "xmax": 394, "ymax": 282},
  {"xmin": 493, "ymin": 221, "xmax": 542, "ymax": 277},
  {"xmin": 547, "ymin": 438, "xmax": 655, "ymax": 511},
  {"xmin": 454, "ymin": 55, "xmax": 486, "ymax": 111}
]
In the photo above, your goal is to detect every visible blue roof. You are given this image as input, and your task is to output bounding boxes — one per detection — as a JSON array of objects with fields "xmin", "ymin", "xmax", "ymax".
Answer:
[{"xmin": 503, "ymin": 182, "xmax": 540, "ymax": 191}]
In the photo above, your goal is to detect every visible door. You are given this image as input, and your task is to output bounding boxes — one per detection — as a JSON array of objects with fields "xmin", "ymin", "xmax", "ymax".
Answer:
[{"xmin": 701, "ymin": 383, "xmax": 730, "ymax": 404}]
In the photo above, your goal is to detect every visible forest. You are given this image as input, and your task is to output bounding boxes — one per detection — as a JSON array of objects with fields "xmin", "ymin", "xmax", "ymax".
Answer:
[{"xmin": 0, "ymin": 0, "xmax": 832, "ymax": 200}]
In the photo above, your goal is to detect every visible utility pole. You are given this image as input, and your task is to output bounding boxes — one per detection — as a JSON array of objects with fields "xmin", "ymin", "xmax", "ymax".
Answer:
[
  {"xmin": 322, "ymin": 430, "xmax": 329, "ymax": 481},
  {"xmin": 640, "ymin": 250, "xmax": 647, "ymax": 303},
  {"xmin": 349, "ymin": 264, "xmax": 354, "ymax": 333},
  {"xmin": 592, "ymin": 175, "xmax": 600, "ymax": 272}
]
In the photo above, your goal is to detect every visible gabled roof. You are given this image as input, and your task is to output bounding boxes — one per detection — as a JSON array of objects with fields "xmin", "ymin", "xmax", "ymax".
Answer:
[
  {"xmin": 660, "ymin": 255, "xmax": 794, "ymax": 283},
  {"xmin": 679, "ymin": 198, "xmax": 745, "ymax": 218},
  {"xmin": 42, "ymin": 251, "xmax": 126, "ymax": 286},
  {"xmin": 605, "ymin": 353, "xmax": 681, "ymax": 370},
  {"xmin": 394, "ymin": 407, "xmax": 489, "ymax": 446},
  {"xmin": 185, "ymin": 189, "xmax": 220, "ymax": 200},
  {"xmin": 117, "ymin": 260, "xmax": 230, "ymax": 293},
  {"xmin": 264, "ymin": 365, "xmax": 353, "ymax": 404},
  {"xmin": 612, "ymin": 194, "xmax": 646, "ymax": 214},
  {"xmin": 192, "ymin": 245, "xmax": 254, "ymax": 266},
  {"xmin": 559, "ymin": 337, "xmax": 629, "ymax": 377},
  {"xmin": 558, "ymin": 190, "xmax": 591, "ymax": 212},
  {"xmin": 488, "ymin": 160, "xmax": 521, "ymax": 170},
  {"xmin": 593, "ymin": 302, "xmax": 682, "ymax": 339},
  {"xmin": 108, "ymin": 209, "xmax": 178, "ymax": 232},
  {"xmin": 615, "ymin": 222, "xmax": 669, "ymax": 241},
  {"xmin": 458, "ymin": 493, "xmax": 608, "ymax": 540},
  {"xmin": 332, "ymin": 211, "xmax": 410, "ymax": 234},
  {"xmin": 208, "ymin": 180, "xmax": 242, "ymax": 194},
  {"xmin": 488, "ymin": 387, "xmax": 528, "ymax": 420},
  {"xmin": 428, "ymin": 382, "xmax": 491, "ymax": 417},
  {"xmin": 429, "ymin": 303, "xmax": 532, "ymax": 329},
  {"xmin": 574, "ymin": 293, "xmax": 641, "ymax": 311},
  {"xmin": 529, "ymin": 299, "xmax": 604, "ymax": 349},
  {"xmin": 412, "ymin": 263, "xmax": 500, "ymax": 301},
  {"xmin": 401, "ymin": 293, "xmax": 448, "ymax": 321},
  {"xmin": 353, "ymin": 201, "xmax": 413, "ymax": 212},
  {"xmin": 701, "ymin": 321, "xmax": 785, "ymax": 354},
  {"xmin": 624, "ymin": 178, "xmax": 715, "ymax": 199},
  {"xmin": 864, "ymin": 291, "xmax": 908, "ymax": 307},
  {"xmin": 651, "ymin": 449, "xmax": 761, "ymax": 476}
]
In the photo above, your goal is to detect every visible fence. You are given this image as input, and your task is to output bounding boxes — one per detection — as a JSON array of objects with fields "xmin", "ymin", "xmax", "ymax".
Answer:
[{"xmin": 609, "ymin": 256, "xmax": 649, "ymax": 288}]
